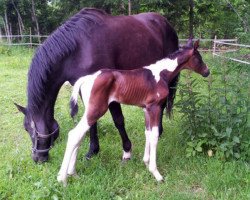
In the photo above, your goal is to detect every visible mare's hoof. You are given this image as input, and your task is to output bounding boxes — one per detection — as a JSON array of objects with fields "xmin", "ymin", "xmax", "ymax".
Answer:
[
  {"xmin": 121, "ymin": 157, "xmax": 130, "ymax": 164},
  {"xmin": 122, "ymin": 150, "xmax": 131, "ymax": 160},
  {"xmin": 85, "ymin": 150, "xmax": 99, "ymax": 160}
]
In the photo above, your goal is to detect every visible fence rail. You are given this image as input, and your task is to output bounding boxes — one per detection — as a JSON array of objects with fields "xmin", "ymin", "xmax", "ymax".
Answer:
[
  {"xmin": 0, "ymin": 34, "xmax": 48, "ymax": 46},
  {"xmin": 212, "ymin": 36, "xmax": 250, "ymax": 65},
  {"xmin": 0, "ymin": 35, "xmax": 249, "ymax": 65}
]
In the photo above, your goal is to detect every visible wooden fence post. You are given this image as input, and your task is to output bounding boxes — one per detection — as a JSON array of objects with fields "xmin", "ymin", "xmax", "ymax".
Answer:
[
  {"xmin": 213, "ymin": 35, "xmax": 217, "ymax": 57},
  {"xmin": 0, "ymin": 29, "xmax": 2, "ymax": 43},
  {"xmin": 29, "ymin": 27, "xmax": 32, "ymax": 48}
]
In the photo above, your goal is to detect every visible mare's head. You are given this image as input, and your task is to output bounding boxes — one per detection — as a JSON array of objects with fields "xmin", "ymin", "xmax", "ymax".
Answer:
[
  {"xmin": 15, "ymin": 103, "xmax": 59, "ymax": 163},
  {"xmin": 179, "ymin": 39, "xmax": 210, "ymax": 77}
]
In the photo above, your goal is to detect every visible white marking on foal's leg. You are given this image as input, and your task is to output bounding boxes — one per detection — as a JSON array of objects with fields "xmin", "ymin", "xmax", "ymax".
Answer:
[
  {"xmin": 67, "ymin": 147, "xmax": 79, "ymax": 176},
  {"xmin": 148, "ymin": 126, "xmax": 163, "ymax": 181},
  {"xmin": 57, "ymin": 116, "xmax": 90, "ymax": 186},
  {"xmin": 143, "ymin": 129, "xmax": 150, "ymax": 166}
]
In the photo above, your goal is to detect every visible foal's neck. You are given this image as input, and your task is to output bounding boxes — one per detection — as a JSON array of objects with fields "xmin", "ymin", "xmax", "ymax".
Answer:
[{"xmin": 144, "ymin": 50, "xmax": 191, "ymax": 83}]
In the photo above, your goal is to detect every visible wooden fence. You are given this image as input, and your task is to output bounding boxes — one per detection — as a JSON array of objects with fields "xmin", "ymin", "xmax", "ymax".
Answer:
[
  {"xmin": 0, "ymin": 35, "xmax": 249, "ymax": 65},
  {"xmin": 0, "ymin": 34, "xmax": 48, "ymax": 47}
]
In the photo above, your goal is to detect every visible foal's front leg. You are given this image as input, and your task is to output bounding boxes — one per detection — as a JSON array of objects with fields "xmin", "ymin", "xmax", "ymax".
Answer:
[
  {"xmin": 148, "ymin": 126, "xmax": 163, "ymax": 181},
  {"xmin": 143, "ymin": 107, "xmax": 163, "ymax": 182}
]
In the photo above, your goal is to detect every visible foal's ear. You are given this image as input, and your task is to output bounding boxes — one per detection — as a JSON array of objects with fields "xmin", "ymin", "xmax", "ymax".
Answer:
[
  {"xmin": 14, "ymin": 103, "xmax": 27, "ymax": 115},
  {"xmin": 194, "ymin": 40, "xmax": 200, "ymax": 50},
  {"xmin": 186, "ymin": 37, "xmax": 193, "ymax": 48}
]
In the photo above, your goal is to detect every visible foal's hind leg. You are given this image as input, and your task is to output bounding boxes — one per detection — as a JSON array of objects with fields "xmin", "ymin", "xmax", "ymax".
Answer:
[
  {"xmin": 158, "ymin": 101, "xmax": 167, "ymax": 137},
  {"xmin": 57, "ymin": 115, "xmax": 90, "ymax": 186},
  {"xmin": 109, "ymin": 102, "xmax": 132, "ymax": 160}
]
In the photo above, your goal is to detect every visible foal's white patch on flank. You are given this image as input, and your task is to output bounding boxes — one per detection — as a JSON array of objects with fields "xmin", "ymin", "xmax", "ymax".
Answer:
[{"xmin": 144, "ymin": 58, "xmax": 178, "ymax": 82}]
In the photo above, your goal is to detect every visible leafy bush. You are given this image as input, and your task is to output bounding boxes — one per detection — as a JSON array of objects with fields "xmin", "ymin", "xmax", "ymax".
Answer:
[{"xmin": 176, "ymin": 56, "xmax": 250, "ymax": 161}]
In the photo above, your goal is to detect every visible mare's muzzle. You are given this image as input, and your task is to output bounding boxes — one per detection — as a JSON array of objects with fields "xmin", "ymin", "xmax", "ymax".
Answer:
[
  {"xmin": 202, "ymin": 69, "xmax": 210, "ymax": 77},
  {"xmin": 32, "ymin": 152, "xmax": 49, "ymax": 163},
  {"xmin": 31, "ymin": 125, "xmax": 59, "ymax": 163}
]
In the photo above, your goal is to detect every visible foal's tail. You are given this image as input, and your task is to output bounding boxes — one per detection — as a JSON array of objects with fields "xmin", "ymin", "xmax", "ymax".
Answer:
[{"xmin": 70, "ymin": 77, "xmax": 85, "ymax": 118}]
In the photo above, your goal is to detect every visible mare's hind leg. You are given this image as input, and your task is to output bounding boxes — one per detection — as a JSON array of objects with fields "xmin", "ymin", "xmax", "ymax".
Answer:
[
  {"xmin": 109, "ymin": 102, "xmax": 132, "ymax": 160},
  {"xmin": 85, "ymin": 123, "xmax": 100, "ymax": 159}
]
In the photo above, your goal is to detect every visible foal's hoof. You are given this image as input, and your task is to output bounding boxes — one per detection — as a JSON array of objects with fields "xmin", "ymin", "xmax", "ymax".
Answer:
[{"xmin": 57, "ymin": 175, "xmax": 67, "ymax": 187}]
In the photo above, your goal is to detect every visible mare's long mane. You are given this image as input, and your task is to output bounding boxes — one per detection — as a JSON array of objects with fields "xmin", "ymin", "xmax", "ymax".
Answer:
[{"xmin": 27, "ymin": 8, "xmax": 107, "ymax": 113}]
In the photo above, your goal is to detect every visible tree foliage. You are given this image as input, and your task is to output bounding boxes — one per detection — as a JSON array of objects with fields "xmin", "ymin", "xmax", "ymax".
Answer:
[{"xmin": 0, "ymin": 0, "xmax": 249, "ymax": 41}]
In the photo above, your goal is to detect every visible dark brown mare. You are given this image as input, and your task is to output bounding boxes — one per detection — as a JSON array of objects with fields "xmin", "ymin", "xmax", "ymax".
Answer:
[
  {"xmin": 15, "ymin": 8, "xmax": 179, "ymax": 163},
  {"xmin": 57, "ymin": 39, "xmax": 209, "ymax": 186}
]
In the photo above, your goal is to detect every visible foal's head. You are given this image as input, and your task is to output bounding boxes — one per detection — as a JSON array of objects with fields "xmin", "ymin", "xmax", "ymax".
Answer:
[{"xmin": 179, "ymin": 39, "xmax": 210, "ymax": 77}]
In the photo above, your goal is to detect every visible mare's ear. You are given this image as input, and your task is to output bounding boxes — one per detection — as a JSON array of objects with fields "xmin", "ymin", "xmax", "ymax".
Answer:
[
  {"xmin": 14, "ymin": 103, "xmax": 27, "ymax": 115},
  {"xmin": 194, "ymin": 40, "xmax": 200, "ymax": 50}
]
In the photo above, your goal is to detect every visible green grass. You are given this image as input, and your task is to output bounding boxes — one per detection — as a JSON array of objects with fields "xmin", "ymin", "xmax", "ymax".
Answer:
[{"xmin": 0, "ymin": 46, "xmax": 249, "ymax": 200}]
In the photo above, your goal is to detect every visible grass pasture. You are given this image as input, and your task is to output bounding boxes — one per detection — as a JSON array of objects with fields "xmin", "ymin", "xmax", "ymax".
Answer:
[{"xmin": 0, "ymin": 46, "xmax": 249, "ymax": 200}]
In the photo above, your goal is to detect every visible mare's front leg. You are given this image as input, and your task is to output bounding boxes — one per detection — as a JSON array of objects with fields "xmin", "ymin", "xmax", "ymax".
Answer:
[
  {"xmin": 109, "ymin": 102, "xmax": 132, "ymax": 160},
  {"xmin": 85, "ymin": 123, "xmax": 100, "ymax": 159}
]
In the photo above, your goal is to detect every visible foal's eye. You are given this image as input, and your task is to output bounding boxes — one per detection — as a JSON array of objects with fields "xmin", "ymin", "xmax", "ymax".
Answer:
[{"xmin": 194, "ymin": 57, "xmax": 201, "ymax": 65}]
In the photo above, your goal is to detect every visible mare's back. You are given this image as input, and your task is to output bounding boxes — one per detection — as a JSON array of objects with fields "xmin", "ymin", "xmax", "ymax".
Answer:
[{"xmin": 75, "ymin": 12, "xmax": 177, "ymax": 71}]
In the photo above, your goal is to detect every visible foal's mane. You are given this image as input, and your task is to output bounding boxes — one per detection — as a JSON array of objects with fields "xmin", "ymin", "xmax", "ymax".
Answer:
[{"xmin": 27, "ymin": 8, "xmax": 107, "ymax": 113}]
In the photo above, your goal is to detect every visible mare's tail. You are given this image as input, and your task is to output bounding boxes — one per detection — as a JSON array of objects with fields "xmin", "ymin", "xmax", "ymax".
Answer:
[{"xmin": 70, "ymin": 77, "xmax": 85, "ymax": 118}]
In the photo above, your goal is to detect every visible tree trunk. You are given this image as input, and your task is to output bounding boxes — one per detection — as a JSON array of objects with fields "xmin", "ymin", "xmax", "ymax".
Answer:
[
  {"xmin": 4, "ymin": 9, "xmax": 11, "ymax": 44},
  {"xmin": 0, "ymin": 28, "xmax": 2, "ymax": 43},
  {"xmin": 189, "ymin": 0, "xmax": 194, "ymax": 38},
  {"xmin": 128, "ymin": 0, "xmax": 131, "ymax": 15},
  {"xmin": 31, "ymin": 0, "xmax": 41, "ymax": 43},
  {"xmin": 119, "ymin": 1, "xmax": 125, "ymax": 15},
  {"xmin": 11, "ymin": 0, "xmax": 25, "ymax": 37}
]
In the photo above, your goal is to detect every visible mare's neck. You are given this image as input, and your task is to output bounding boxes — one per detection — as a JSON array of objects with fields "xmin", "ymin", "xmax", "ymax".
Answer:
[{"xmin": 27, "ymin": 80, "xmax": 62, "ymax": 125}]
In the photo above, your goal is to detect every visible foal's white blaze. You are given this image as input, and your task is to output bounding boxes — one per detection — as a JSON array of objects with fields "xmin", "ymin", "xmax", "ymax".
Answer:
[{"xmin": 144, "ymin": 58, "xmax": 178, "ymax": 82}]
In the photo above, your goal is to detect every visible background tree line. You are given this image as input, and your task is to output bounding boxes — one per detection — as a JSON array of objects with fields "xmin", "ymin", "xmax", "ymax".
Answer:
[{"xmin": 0, "ymin": 0, "xmax": 249, "ymax": 42}]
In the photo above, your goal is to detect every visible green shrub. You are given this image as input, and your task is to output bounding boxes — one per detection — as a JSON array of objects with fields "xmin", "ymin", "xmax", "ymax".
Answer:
[{"xmin": 176, "ymin": 55, "xmax": 250, "ymax": 161}]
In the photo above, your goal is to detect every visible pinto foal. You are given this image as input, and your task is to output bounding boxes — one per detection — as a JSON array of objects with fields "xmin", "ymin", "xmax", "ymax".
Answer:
[{"xmin": 57, "ymin": 40, "xmax": 210, "ymax": 186}]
